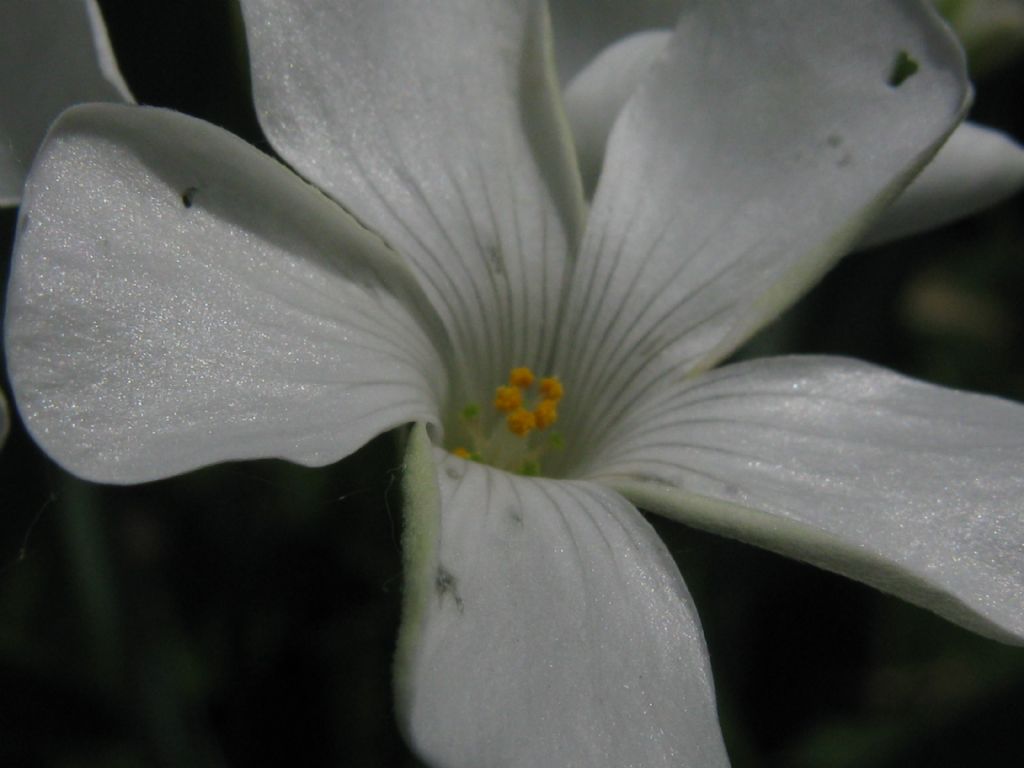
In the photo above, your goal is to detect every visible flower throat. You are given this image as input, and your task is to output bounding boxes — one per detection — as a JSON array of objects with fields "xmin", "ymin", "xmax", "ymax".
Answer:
[{"xmin": 451, "ymin": 366, "xmax": 564, "ymax": 475}]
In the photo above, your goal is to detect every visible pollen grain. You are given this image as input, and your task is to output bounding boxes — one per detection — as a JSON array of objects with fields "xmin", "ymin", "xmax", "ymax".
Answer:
[
  {"xmin": 494, "ymin": 385, "xmax": 523, "ymax": 412},
  {"xmin": 506, "ymin": 407, "xmax": 536, "ymax": 436},
  {"xmin": 509, "ymin": 367, "xmax": 535, "ymax": 388}
]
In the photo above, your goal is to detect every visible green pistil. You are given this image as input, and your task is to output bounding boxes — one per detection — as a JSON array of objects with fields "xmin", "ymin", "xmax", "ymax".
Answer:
[{"xmin": 520, "ymin": 459, "xmax": 540, "ymax": 476}]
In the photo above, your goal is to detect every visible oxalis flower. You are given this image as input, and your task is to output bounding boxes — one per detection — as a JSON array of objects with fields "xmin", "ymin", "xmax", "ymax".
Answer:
[{"xmin": 5, "ymin": 1, "xmax": 1024, "ymax": 765}]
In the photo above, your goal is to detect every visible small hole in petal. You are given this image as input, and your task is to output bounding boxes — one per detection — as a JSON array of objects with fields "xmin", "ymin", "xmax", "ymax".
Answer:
[
  {"xmin": 887, "ymin": 50, "xmax": 919, "ymax": 88},
  {"xmin": 181, "ymin": 186, "xmax": 198, "ymax": 208}
]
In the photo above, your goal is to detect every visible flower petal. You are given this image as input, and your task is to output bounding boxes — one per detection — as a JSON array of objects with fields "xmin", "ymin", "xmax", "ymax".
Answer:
[
  {"xmin": 556, "ymin": 1, "xmax": 969, "ymax": 435},
  {"xmin": 548, "ymin": 0, "xmax": 679, "ymax": 82},
  {"xmin": 239, "ymin": 0, "xmax": 585, "ymax": 390},
  {"xmin": 590, "ymin": 356, "xmax": 1024, "ymax": 645},
  {"xmin": 861, "ymin": 121, "xmax": 1024, "ymax": 247},
  {"xmin": 563, "ymin": 29, "xmax": 672, "ymax": 193},
  {"xmin": 565, "ymin": 32, "xmax": 1024, "ymax": 240},
  {"xmin": 395, "ymin": 425, "xmax": 729, "ymax": 768},
  {"xmin": 1, "ymin": 0, "xmax": 130, "ymax": 206},
  {"xmin": 5, "ymin": 104, "xmax": 447, "ymax": 484}
]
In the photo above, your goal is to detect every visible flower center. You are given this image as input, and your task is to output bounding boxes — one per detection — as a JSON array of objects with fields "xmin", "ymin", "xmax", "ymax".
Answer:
[{"xmin": 450, "ymin": 366, "xmax": 564, "ymax": 475}]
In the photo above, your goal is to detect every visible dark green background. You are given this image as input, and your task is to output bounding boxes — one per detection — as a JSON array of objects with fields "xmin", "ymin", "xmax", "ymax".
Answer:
[{"xmin": 2, "ymin": 2, "xmax": 1023, "ymax": 766}]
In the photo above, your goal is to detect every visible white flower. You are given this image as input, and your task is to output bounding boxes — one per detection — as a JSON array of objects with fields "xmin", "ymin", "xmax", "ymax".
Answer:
[
  {"xmin": 5, "ymin": 2, "xmax": 1024, "ymax": 766},
  {"xmin": 0, "ymin": 0, "xmax": 130, "ymax": 206}
]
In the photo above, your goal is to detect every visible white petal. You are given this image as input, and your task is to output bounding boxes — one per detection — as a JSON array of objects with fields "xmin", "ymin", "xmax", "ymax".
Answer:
[
  {"xmin": 589, "ymin": 356, "xmax": 1024, "ymax": 645},
  {"xmin": 563, "ymin": 29, "xmax": 672, "ymax": 193},
  {"xmin": 556, "ymin": 1, "xmax": 969, "ymax": 440},
  {"xmin": 5, "ymin": 104, "xmax": 447, "ymax": 484},
  {"xmin": 81, "ymin": 0, "xmax": 131, "ymax": 98},
  {"xmin": 1, "ymin": 0, "xmax": 130, "ymax": 206},
  {"xmin": 565, "ymin": 36, "xmax": 1023, "ymax": 243},
  {"xmin": 548, "ymin": 0, "xmax": 680, "ymax": 82},
  {"xmin": 395, "ymin": 426, "xmax": 729, "ymax": 768},
  {"xmin": 861, "ymin": 121, "xmax": 1024, "ymax": 247},
  {"xmin": 239, "ymin": 0, "xmax": 585, "ymax": 390}
]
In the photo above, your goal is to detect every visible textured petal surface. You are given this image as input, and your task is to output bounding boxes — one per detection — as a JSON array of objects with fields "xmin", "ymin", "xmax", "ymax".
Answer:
[
  {"xmin": 395, "ymin": 426, "xmax": 729, "ymax": 768},
  {"xmin": 862, "ymin": 121, "xmax": 1024, "ymax": 246},
  {"xmin": 589, "ymin": 356, "xmax": 1024, "ymax": 644},
  {"xmin": 555, "ymin": 1, "xmax": 969, "ymax": 451},
  {"xmin": 239, "ymin": 0, "xmax": 585, "ymax": 394},
  {"xmin": 5, "ymin": 104, "xmax": 447, "ymax": 483},
  {"xmin": 548, "ymin": 0, "xmax": 679, "ymax": 82},
  {"xmin": 563, "ymin": 29, "xmax": 671, "ymax": 193},
  {"xmin": 1, "ymin": 0, "xmax": 130, "ymax": 205}
]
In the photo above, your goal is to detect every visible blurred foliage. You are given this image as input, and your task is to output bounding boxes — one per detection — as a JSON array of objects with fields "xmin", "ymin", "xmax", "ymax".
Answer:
[
  {"xmin": 2, "ymin": 2, "xmax": 1023, "ymax": 766},
  {"xmin": 937, "ymin": 0, "xmax": 1024, "ymax": 77}
]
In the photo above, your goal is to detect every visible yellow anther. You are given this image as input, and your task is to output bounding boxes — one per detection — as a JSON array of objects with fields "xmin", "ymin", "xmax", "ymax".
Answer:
[
  {"xmin": 538, "ymin": 377, "xmax": 563, "ymax": 402},
  {"xmin": 494, "ymin": 385, "xmax": 523, "ymax": 412},
  {"xmin": 534, "ymin": 398, "xmax": 558, "ymax": 430},
  {"xmin": 452, "ymin": 447, "xmax": 471, "ymax": 459},
  {"xmin": 509, "ymin": 367, "xmax": 535, "ymax": 388},
  {"xmin": 506, "ymin": 407, "xmax": 536, "ymax": 436}
]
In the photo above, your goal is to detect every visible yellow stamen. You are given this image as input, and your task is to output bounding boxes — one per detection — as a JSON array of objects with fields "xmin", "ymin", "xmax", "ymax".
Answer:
[
  {"xmin": 494, "ymin": 385, "xmax": 523, "ymax": 412},
  {"xmin": 452, "ymin": 367, "xmax": 567, "ymax": 473},
  {"xmin": 534, "ymin": 398, "xmax": 558, "ymax": 429},
  {"xmin": 509, "ymin": 366, "xmax": 535, "ymax": 388},
  {"xmin": 538, "ymin": 377, "xmax": 563, "ymax": 402},
  {"xmin": 506, "ymin": 407, "xmax": 536, "ymax": 436}
]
